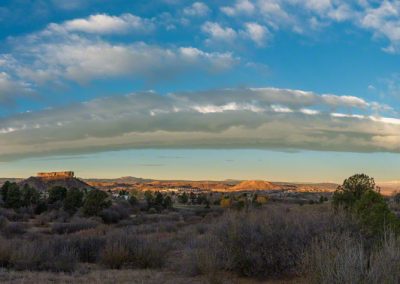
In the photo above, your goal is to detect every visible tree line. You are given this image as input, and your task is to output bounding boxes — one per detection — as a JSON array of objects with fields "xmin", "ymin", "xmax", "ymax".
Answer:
[{"xmin": 0, "ymin": 182, "xmax": 111, "ymax": 216}]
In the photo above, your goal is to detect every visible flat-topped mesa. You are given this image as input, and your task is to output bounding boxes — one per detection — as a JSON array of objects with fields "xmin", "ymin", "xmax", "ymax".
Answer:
[{"xmin": 37, "ymin": 171, "xmax": 74, "ymax": 179}]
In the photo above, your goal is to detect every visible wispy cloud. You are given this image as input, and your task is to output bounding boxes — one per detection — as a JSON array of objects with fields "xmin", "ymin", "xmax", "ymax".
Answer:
[
  {"xmin": 49, "ymin": 13, "xmax": 155, "ymax": 34},
  {"xmin": 0, "ymin": 72, "xmax": 33, "ymax": 103},
  {"xmin": 0, "ymin": 87, "xmax": 398, "ymax": 160},
  {"xmin": 183, "ymin": 2, "xmax": 210, "ymax": 17},
  {"xmin": 1, "ymin": 24, "xmax": 236, "ymax": 90}
]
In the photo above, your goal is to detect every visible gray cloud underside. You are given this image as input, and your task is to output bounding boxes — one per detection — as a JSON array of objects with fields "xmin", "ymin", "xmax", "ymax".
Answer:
[{"xmin": 0, "ymin": 87, "xmax": 399, "ymax": 161}]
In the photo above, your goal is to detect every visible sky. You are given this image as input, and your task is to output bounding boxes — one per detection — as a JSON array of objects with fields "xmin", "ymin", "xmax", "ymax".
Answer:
[{"xmin": 1, "ymin": 0, "xmax": 400, "ymax": 182}]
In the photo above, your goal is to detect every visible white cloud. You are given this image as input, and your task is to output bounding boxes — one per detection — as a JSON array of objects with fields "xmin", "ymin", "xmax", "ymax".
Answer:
[
  {"xmin": 218, "ymin": 0, "xmax": 400, "ymax": 53},
  {"xmin": 242, "ymin": 22, "xmax": 269, "ymax": 46},
  {"xmin": 4, "ymin": 31, "xmax": 236, "ymax": 85},
  {"xmin": 49, "ymin": 13, "xmax": 154, "ymax": 34},
  {"xmin": 202, "ymin": 21, "xmax": 269, "ymax": 46},
  {"xmin": 0, "ymin": 72, "xmax": 32, "ymax": 103},
  {"xmin": 201, "ymin": 22, "xmax": 237, "ymax": 42},
  {"xmin": 221, "ymin": 0, "xmax": 255, "ymax": 16},
  {"xmin": 183, "ymin": 2, "xmax": 210, "ymax": 17},
  {"xmin": 359, "ymin": 1, "xmax": 400, "ymax": 52},
  {"xmin": 321, "ymin": 94, "xmax": 369, "ymax": 109},
  {"xmin": 0, "ymin": 87, "xmax": 398, "ymax": 160}
]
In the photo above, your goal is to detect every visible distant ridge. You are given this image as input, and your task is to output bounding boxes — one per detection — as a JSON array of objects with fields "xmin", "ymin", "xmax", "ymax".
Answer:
[{"xmin": 230, "ymin": 180, "xmax": 277, "ymax": 191}]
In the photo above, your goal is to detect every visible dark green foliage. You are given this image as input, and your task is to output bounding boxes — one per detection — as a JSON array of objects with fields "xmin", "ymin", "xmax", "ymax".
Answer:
[
  {"xmin": 333, "ymin": 174, "xmax": 377, "ymax": 210},
  {"xmin": 82, "ymin": 189, "xmax": 111, "ymax": 216},
  {"xmin": 190, "ymin": 192, "xmax": 196, "ymax": 204},
  {"xmin": 333, "ymin": 174, "xmax": 400, "ymax": 238},
  {"xmin": 34, "ymin": 200, "xmax": 48, "ymax": 215},
  {"xmin": 63, "ymin": 188, "xmax": 84, "ymax": 214},
  {"xmin": 5, "ymin": 184, "xmax": 21, "ymax": 209},
  {"xmin": 196, "ymin": 194, "xmax": 208, "ymax": 205},
  {"xmin": 101, "ymin": 202, "xmax": 132, "ymax": 224},
  {"xmin": 144, "ymin": 191, "xmax": 172, "ymax": 212},
  {"xmin": 20, "ymin": 184, "xmax": 40, "ymax": 207},
  {"xmin": 118, "ymin": 190, "xmax": 128, "ymax": 197},
  {"xmin": 354, "ymin": 190, "xmax": 400, "ymax": 237},
  {"xmin": 48, "ymin": 186, "xmax": 67, "ymax": 204},
  {"xmin": 163, "ymin": 195, "xmax": 173, "ymax": 209},
  {"xmin": 144, "ymin": 191, "xmax": 155, "ymax": 209},
  {"xmin": 0, "ymin": 181, "xmax": 11, "ymax": 201},
  {"xmin": 155, "ymin": 192, "xmax": 164, "ymax": 207},
  {"xmin": 128, "ymin": 194, "xmax": 138, "ymax": 206},
  {"xmin": 234, "ymin": 200, "xmax": 245, "ymax": 210},
  {"xmin": 393, "ymin": 192, "xmax": 400, "ymax": 204},
  {"xmin": 178, "ymin": 192, "xmax": 189, "ymax": 204},
  {"xmin": 1, "ymin": 182, "xmax": 21, "ymax": 209}
]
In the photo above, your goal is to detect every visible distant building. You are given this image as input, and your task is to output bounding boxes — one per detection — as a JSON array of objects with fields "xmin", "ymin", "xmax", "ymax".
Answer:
[{"xmin": 37, "ymin": 171, "xmax": 75, "ymax": 179}]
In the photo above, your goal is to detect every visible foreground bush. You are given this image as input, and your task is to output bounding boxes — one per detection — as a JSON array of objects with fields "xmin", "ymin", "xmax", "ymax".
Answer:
[
  {"xmin": 83, "ymin": 189, "xmax": 111, "ymax": 216},
  {"xmin": 100, "ymin": 232, "xmax": 171, "ymax": 269},
  {"xmin": 303, "ymin": 232, "xmax": 400, "ymax": 284},
  {"xmin": 180, "ymin": 205, "xmax": 349, "ymax": 278},
  {"xmin": 100, "ymin": 202, "xmax": 132, "ymax": 224},
  {"xmin": 4, "ymin": 238, "xmax": 78, "ymax": 272},
  {"xmin": 51, "ymin": 218, "xmax": 98, "ymax": 234}
]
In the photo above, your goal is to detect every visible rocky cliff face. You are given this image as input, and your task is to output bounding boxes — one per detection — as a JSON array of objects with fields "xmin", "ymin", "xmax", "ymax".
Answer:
[{"xmin": 37, "ymin": 171, "xmax": 74, "ymax": 179}]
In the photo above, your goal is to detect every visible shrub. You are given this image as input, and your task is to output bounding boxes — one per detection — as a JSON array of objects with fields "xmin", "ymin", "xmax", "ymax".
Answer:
[
  {"xmin": 0, "ymin": 181, "xmax": 11, "ymax": 201},
  {"xmin": 83, "ymin": 189, "xmax": 111, "ymax": 216},
  {"xmin": 128, "ymin": 194, "xmax": 138, "ymax": 206},
  {"xmin": 180, "ymin": 234, "xmax": 223, "ymax": 277},
  {"xmin": 354, "ymin": 190, "xmax": 400, "ymax": 237},
  {"xmin": 10, "ymin": 239, "xmax": 78, "ymax": 272},
  {"xmin": 180, "ymin": 206, "xmax": 339, "ymax": 278},
  {"xmin": 100, "ymin": 232, "xmax": 170, "ymax": 269},
  {"xmin": 303, "ymin": 231, "xmax": 400, "ymax": 284},
  {"xmin": 51, "ymin": 218, "xmax": 98, "ymax": 234},
  {"xmin": 34, "ymin": 200, "xmax": 48, "ymax": 215},
  {"xmin": 0, "ymin": 208, "xmax": 22, "ymax": 221},
  {"xmin": 303, "ymin": 232, "xmax": 367, "ymax": 283},
  {"xmin": 100, "ymin": 240, "xmax": 130, "ymax": 269},
  {"xmin": 393, "ymin": 192, "xmax": 400, "ymax": 204},
  {"xmin": 68, "ymin": 235, "xmax": 105, "ymax": 263},
  {"xmin": 100, "ymin": 208, "xmax": 121, "ymax": 224},
  {"xmin": 48, "ymin": 186, "xmax": 67, "ymax": 204},
  {"xmin": 0, "ymin": 216, "xmax": 8, "ymax": 229},
  {"xmin": 367, "ymin": 234, "xmax": 400, "ymax": 283},
  {"xmin": 2, "ymin": 222, "xmax": 28, "ymax": 237},
  {"xmin": 163, "ymin": 195, "xmax": 173, "ymax": 209},
  {"xmin": 5, "ymin": 185, "xmax": 21, "ymax": 209},
  {"xmin": 20, "ymin": 185, "xmax": 40, "ymax": 207},
  {"xmin": 0, "ymin": 237, "xmax": 12, "ymax": 267},
  {"xmin": 220, "ymin": 197, "xmax": 232, "ymax": 208},
  {"xmin": 100, "ymin": 202, "xmax": 131, "ymax": 224},
  {"xmin": 63, "ymin": 188, "xmax": 84, "ymax": 214},
  {"xmin": 178, "ymin": 192, "xmax": 189, "ymax": 204}
]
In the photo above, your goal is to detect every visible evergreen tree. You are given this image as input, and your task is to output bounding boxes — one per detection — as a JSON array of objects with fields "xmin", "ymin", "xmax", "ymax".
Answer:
[
  {"xmin": 48, "ymin": 186, "xmax": 67, "ymax": 204},
  {"xmin": 63, "ymin": 188, "xmax": 84, "ymax": 214},
  {"xmin": 5, "ymin": 184, "xmax": 21, "ymax": 209},
  {"xmin": 21, "ymin": 184, "xmax": 40, "ymax": 207},
  {"xmin": 83, "ymin": 189, "xmax": 111, "ymax": 216}
]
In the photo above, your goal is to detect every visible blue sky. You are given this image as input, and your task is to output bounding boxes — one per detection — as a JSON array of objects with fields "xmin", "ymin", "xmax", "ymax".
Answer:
[{"xmin": 1, "ymin": 0, "xmax": 400, "ymax": 181}]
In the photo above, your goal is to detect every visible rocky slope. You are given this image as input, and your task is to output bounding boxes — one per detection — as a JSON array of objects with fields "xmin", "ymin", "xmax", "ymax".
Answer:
[
  {"xmin": 230, "ymin": 180, "xmax": 277, "ymax": 191},
  {"xmin": 19, "ymin": 176, "xmax": 93, "ymax": 191}
]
